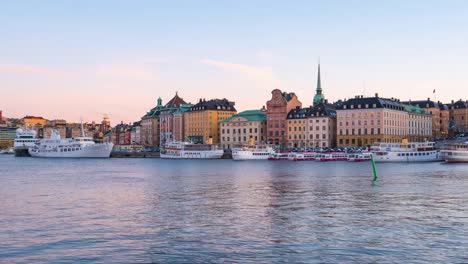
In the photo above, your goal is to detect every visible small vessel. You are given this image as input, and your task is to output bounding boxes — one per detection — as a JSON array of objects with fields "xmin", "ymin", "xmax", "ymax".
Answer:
[
  {"xmin": 268, "ymin": 152, "xmax": 291, "ymax": 161},
  {"xmin": 1, "ymin": 147, "xmax": 14, "ymax": 154},
  {"xmin": 232, "ymin": 144, "xmax": 275, "ymax": 160},
  {"xmin": 29, "ymin": 125, "xmax": 113, "ymax": 158},
  {"xmin": 370, "ymin": 140, "xmax": 440, "ymax": 162},
  {"xmin": 13, "ymin": 128, "xmax": 39, "ymax": 157},
  {"xmin": 347, "ymin": 152, "xmax": 372, "ymax": 162},
  {"xmin": 292, "ymin": 152, "xmax": 318, "ymax": 161},
  {"xmin": 160, "ymin": 141, "xmax": 224, "ymax": 159},
  {"xmin": 317, "ymin": 152, "xmax": 348, "ymax": 161},
  {"xmin": 440, "ymin": 141, "xmax": 468, "ymax": 163}
]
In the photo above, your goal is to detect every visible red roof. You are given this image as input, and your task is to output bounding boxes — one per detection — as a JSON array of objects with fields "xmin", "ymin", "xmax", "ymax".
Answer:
[{"xmin": 164, "ymin": 92, "xmax": 187, "ymax": 108}]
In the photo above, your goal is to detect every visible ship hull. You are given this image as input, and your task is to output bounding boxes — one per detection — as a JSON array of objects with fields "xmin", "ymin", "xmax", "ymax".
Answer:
[
  {"xmin": 14, "ymin": 148, "xmax": 31, "ymax": 157},
  {"xmin": 232, "ymin": 150, "xmax": 273, "ymax": 160},
  {"xmin": 372, "ymin": 151, "xmax": 441, "ymax": 162},
  {"xmin": 29, "ymin": 144, "xmax": 113, "ymax": 158},
  {"xmin": 160, "ymin": 150, "xmax": 223, "ymax": 159}
]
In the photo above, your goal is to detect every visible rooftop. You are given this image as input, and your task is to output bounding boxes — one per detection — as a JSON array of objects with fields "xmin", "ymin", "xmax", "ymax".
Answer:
[{"xmin": 222, "ymin": 109, "xmax": 266, "ymax": 122}]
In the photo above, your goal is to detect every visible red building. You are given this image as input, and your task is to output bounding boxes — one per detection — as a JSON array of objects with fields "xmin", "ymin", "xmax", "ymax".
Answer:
[{"xmin": 266, "ymin": 89, "xmax": 302, "ymax": 148}]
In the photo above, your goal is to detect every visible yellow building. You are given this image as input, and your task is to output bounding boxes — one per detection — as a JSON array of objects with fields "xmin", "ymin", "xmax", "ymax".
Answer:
[
  {"xmin": 23, "ymin": 116, "xmax": 47, "ymax": 128},
  {"xmin": 184, "ymin": 99, "xmax": 236, "ymax": 144}
]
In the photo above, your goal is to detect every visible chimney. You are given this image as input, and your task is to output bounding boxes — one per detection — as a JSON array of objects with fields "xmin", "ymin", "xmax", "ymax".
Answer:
[
  {"xmin": 427, "ymin": 97, "xmax": 430, "ymax": 101},
  {"xmin": 375, "ymin": 93, "xmax": 379, "ymax": 98},
  {"xmin": 452, "ymin": 100, "xmax": 454, "ymax": 104},
  {"xmin": 0, "ymin": 110, "xmax": 2, "ymax": 122}
]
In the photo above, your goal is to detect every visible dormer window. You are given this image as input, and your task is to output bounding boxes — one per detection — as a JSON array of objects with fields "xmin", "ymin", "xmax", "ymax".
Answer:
[
  {"xmin": 358, "ymin": 104, "xmax": 361, "ymax": 109},
  {"xmin": 365, "ymin": 104, "xmax": 369, "ymax": 108},
  {"xmin": 351, "ymin": 105, "xmax": 354, "ymax": 109}
]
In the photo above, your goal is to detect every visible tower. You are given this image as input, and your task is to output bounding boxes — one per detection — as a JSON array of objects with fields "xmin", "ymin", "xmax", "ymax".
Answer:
[{"xmin": 313, "ymin": 63, "xmax": 325, "ymax": 105}]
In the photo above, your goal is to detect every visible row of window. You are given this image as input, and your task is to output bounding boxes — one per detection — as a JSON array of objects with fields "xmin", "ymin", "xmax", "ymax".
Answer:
[
  {"xmin": 222, "ymin": 128, "xmax": 261, "ymax": 134},
  {"xmin": 222, "ymin": 136, "xmax": 263, "ymax": 142},
  {"xmin": 288, "ymin": 126, "xmax": 329, "ymax": 132},
  {"xmin": 289, "ymin": 134, "xmax": 328, "ymax": 140},
  {"xmin": 396, "ymin": 152, "xmax": 436, "ymax": 156}
]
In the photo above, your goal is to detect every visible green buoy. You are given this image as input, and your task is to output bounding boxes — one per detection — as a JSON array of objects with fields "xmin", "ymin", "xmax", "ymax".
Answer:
[{"xmin": 371, "ymin": 153, "xmax": 378, "ymax": 182}]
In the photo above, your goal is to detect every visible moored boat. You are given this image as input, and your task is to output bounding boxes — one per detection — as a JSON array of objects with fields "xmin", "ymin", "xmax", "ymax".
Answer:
[
  {"xmin": 160, "ymin": 141, "xmax": 223, "ymax": 159},
  {"xmin": 347, "ymin": 152, "xmax": 372, "ymax": 162},
  {"xmin": 232, "ymin": 144, "xmax": 275, "ymax": 160},
  {"xmin": 370, "ymin": 140, "xmax": 441, "ymax": 162},
  {"xmin": 267, "ymin": 152, "xmax": 291, "ymax": 161},
  {"xmin": 440, "ymin": 141, "xmax": 468, "ymax": 163},
  {"xmin": 292, "ymin": 152, "xmax": 318, "ymax": 161},
  {"xmin": 317, "ymin": 152, "xmax": 347, "ymax": 161},
  {"xmin": 13, "ymin": 128, "xmax": 39, "ymax": 157}
]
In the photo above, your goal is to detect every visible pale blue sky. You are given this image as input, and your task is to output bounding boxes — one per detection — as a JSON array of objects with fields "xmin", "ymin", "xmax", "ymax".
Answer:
[{"xmin": 1, "ymin": 0, "xmax": 467, "ymax": 123}]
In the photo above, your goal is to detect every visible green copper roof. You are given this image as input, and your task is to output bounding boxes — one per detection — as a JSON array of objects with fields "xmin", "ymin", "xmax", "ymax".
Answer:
[
  {"xmin": 401, "ymin": 104, "xmax": 428, "ymax": 114},
  {"xmin": 222, "ymin": 110, "xmax": 266, "ymax": 122},
  {"xmin": 313, "ymin": 63, "xmax": 325, "ymax": 105}
]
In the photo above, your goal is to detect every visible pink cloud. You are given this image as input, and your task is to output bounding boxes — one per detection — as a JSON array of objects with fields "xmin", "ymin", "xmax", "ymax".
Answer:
[
  {"xmin": 201, "ymin": 59, "xmax": 280, "ymax": 86},
  {"xmin": 0, "ymin": 63, "xmax": 70, "ymax": 77}
]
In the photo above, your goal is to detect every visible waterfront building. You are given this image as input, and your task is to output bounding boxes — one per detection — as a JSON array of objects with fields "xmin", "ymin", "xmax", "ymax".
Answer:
[
  {"xmin": 0, "ymin": 110, "xmax": 6, "ymax": 127},
  {"xmin": 22, "ymin": 116, "xmax": 47, "ymax": 129},
  {"xmin": 287, "ymin": 102, "xmax": 337, "ymax": 149},
  {"xmin": 448, "ymin": 99, "xmax": 468, "ymax": 134},
  {"xmin": 130, "ymin": 122, "xmax": 141, "ymax": 144},
  {"xmin": 336, "ymin": 95, "xmax": 409, "ymax": 147},
  {"xmin": 220, "ymin": 109, "xmax": 267, "ymax": 149},
  {"xmin": 184, "ymin": 98, "xmax": 236, "ymax": 144},
  {"xmin": 403, "ymin": 104, "xmax": 433, "ymax": 142},
  {"xmin": 0, "ymin": 127, "xmax": 16, "ymax": 148},
  {"xmin": 266, "ymin": 90, "xmax": 302, "ymax": 147},
  {"xmin": 404, "ymin": 99, "xmax": 450, "ymax": 140},
  {"xmin": 159, "ymin": 93, "xmax": 192, "ymax": 145},
  {"xmin": 140, "ymin": 97, "xmax": 163, "ymax": 149}
]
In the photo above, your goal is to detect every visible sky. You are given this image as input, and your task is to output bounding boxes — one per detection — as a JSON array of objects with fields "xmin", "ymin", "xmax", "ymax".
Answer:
[{"xmin": 1, "ymin": 0, "xmax": 468, "ymax": 123}]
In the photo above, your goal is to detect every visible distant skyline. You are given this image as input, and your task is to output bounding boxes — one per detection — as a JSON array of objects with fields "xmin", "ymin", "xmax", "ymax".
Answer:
[{"xmin": 1, "ymin": 0, "xmax": 468, "ymax": 123}]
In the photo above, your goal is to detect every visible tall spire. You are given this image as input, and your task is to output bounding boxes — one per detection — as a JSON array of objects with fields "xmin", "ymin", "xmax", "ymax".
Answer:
[{"xmin": 313, "ymin": 62, "xmax": 325, "ymax": 105}]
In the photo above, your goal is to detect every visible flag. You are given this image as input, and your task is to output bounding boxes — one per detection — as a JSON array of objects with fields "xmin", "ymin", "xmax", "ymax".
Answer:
[{"xmin": 433, "ymin": 89, "xmax": 436, "ymax": 93}]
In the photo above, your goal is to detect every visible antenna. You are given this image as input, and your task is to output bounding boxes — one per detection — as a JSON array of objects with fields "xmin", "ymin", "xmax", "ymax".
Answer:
[{"xmin": 80, "ymin": 118, "xmax": 85, "ymax": 137}]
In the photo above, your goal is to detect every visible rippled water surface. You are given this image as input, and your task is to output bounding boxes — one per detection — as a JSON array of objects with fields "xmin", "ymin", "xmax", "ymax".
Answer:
[{"xmin": 0, "ymin": 155, "xmax": 467, "ymax": 263}]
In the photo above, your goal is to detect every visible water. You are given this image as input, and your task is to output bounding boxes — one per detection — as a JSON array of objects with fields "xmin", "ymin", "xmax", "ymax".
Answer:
[{"xmin": 0, "ymin": 155, "xmax": 467, "ymax": 263}]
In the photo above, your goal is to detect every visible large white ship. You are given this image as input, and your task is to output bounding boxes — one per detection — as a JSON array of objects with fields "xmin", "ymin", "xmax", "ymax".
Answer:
[
  {"xmin": 232, "ymin": 144, "xmax": 275, "ymax": 160},
  {"xmin": 28, "ymin": 129, "xmax": 113, "ymax": 158},
  {"xmin": 370, "ymin": 140, "xmax": 441, "ymax": 162},
  {"xmin": 13, "ymin": 128, "xmax": 39, "ymax": 157},
  {"xmin": 440, "ymin": 141, "xmax": 468, "ymax": 163},
  {"xmin": 160, "ymin": 141, "xmax": 224, "ymax": 159}
]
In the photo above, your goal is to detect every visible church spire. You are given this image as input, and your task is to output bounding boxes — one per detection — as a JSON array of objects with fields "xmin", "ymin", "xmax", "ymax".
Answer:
[{"xmin": 313, "ymin": 62, "xmax": 325, "ymax": 105}]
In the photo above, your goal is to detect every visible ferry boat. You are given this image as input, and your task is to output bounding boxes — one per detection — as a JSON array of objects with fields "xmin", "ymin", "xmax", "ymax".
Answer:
[
  {"xmin": 29, "ymin": 129, "xmax": 113, "ymax": 158},
  {"xmin": 232, "ymin": 144, "xmax": 275, "ymax": 160},
  {"xmin": 160, "ymin": 141, "xmax": 223, "ymax": 159},
  {"xmin": 267, "ymin": 152, "xmax": 291, "ymax": 161},
  {"xmin": 347, "ymin": 152, "xmax": 372, "ymax": 162},
  {"xmin": 370, "ymin": 141, "xmax": 440, "ymax": 162},
  {"xmin": 317, "ymin": 152, "xmax": 348, "ymax": 161},
  {"xmin": 13, "ymin": 128, "xmax": 39, "ymax": 157},
  {"xmin": 440, "ymin": 141, "xmax": 468, "ymax": 163},
  {"xmin": 1, "ymin": 147, "xmax": 14, "ymax": 154},
  {"xmin": 292, "ymin": 152, "xmax": 318, "ymax": 161}
]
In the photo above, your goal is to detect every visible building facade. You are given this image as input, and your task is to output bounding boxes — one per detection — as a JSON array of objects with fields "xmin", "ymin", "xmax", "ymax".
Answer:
[
  {"xmin": 266, "ymin": 90, "xmax": 302, "ymax": 148},
  {"xmin": 404, "ymin": 99, "xmax": 450, "ymax": 140},
  {"xmin": 403, "ymin": 104, "xmax": 433, "ymax": 142},
  {"xmin": 159, "ymin": 93, "xmax": 192, "ymax": 145},
  {"xmin": 184, "ymin": 99, "xmax": 236, "ymax": 144},
  {"xmin": 287, "ymin": 103, "xmax": 337, "ymax": 149},
  {"xmin": 140, "ymin": 97, "xmax": 163, "ymax": 149},
  {"xmin": 220, "ymin": 109, "xmax": 267, "ymax": 149},
  {"xmin": 448, "ymin": 100, "xmax": 468, "ymax": 134},
  {"xmin": 0, "ymin": 127, "xmax": 16, "ymax": 148}
]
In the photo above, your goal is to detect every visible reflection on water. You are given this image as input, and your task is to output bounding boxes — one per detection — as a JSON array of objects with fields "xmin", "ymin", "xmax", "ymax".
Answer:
[{"xmin": 0, "ymin": 156, "xmax": 467, "ymax": 263}]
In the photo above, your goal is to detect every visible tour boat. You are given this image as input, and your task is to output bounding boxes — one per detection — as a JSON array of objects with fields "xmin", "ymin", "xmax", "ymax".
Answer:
[
  {"xmin": 317, "ymin": 152, "xmax": 348, "ymax": 161},
  {"xmin": 1, "ymin": 147, "xmax": 14, "ymax": 154},
  {"xmin": 440, "ymin": 141, "xmax": 468, "ymax": 163},
  {"xmin": 267, "ymin": 152, "xmax": 291, "ymax": 161},
  {"xmin": 13, "ymin": 128, "xmax": 39, "ymax": 157},
  {"xmin": 347, "ymin": 152, "xmax": 372, "ymax": 162},
  {"xmin": 160, "ymin": 141, "xmax": 223, "ymax": 159},
  {"xmin": 370, "ymin": 141, "xmax": 441, "ymax": 162},
  {"xmin": 29, "ymin": 128, "xmax": 113, "ymax": 158},
  {"xmin": 232, "ymin": 144, "xmax": 275, "ymax": 160},
  {"xmin": 292, "ymin": 152, "xmax": 318, "ymax": 161}
]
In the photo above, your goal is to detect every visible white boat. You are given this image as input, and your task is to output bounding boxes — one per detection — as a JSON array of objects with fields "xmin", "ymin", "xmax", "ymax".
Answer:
[
  {"xmin": 292, "ymin": 152, "xmax": 318, "ymax": 161},
  {"xmin": 29, "ymin": 128, "xmax": 113, "ymax": 158},
  {"xmin": 317, "ymin": 152, "xmax": 348, "ymax": 161},
  {"xmin": 347, "ymin": 152, "xmax": 372, "ymax": 162},
  {"xmin": 268, "ymin": 152, "xmax": 291, "ymax": 161},
  {"xmin": 160, "ymin": 141, "xmax": 223, "ymax": 159},
  {"xmin": 1, "ymin": 147, "xmax": 14, "ymax": 154},
  {"xmin": 13, "ymin": 128, "xmax": 39, "ymax": 157},
  {"xmin": 232, "ymin": 144, "xmax": 275, "ymax": 160},
  {"xmin": 440, "ymin": 141, "xmax": 468, "ymax": 163},
  {"xmin": 370, "ymin": 141, "xmax": 441, "ymax": 162}
]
